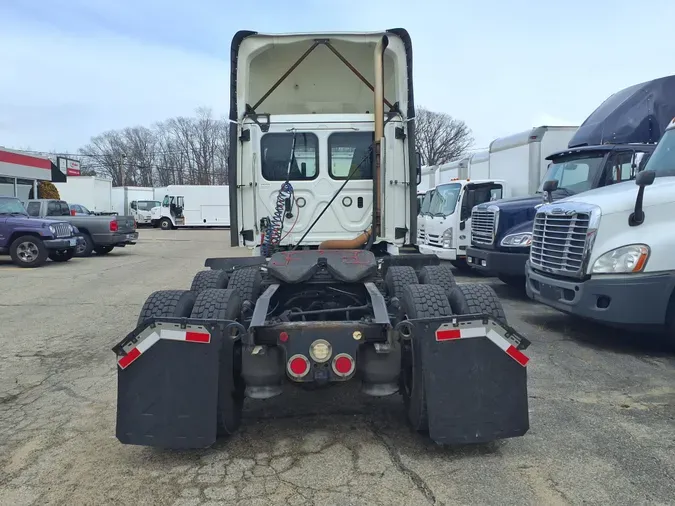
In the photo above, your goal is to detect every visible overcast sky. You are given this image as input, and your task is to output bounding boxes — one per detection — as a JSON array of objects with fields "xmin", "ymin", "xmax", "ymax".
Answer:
[{"xmin": 1, "ymin": 0, "xmax": 674, "ymax": 154}]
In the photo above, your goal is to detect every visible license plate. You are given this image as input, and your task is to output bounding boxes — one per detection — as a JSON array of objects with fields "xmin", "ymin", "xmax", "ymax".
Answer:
[
  {"xmin": 69, "ymin": 238, "xmax": 77, "ymax": 246},
  {"xmin": 126, "ymin": 234, "xmax": 136, "ymax": 240},
  {"xmin": 539, "ymin": 282, "xmax": 561, "ymax": 301}
]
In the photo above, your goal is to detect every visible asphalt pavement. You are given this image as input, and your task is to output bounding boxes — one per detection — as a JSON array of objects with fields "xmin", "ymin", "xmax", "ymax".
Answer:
[{"xmin": 1, "ymin": 229, "xmax": 673, "ymax": 505}]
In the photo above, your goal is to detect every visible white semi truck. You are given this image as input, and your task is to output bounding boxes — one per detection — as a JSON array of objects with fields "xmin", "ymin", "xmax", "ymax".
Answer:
[
  {"xmin": 526, "ymin": 118, "xmax": 675, "ymax": 344},
  {"xmin": 113, "ymin": 29, "xmax": 531, "ymax": 450}
]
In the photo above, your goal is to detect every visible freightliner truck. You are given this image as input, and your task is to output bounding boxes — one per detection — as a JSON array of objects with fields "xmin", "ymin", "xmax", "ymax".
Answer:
[
  {"xmin": 466, "ymin": 76, "xmax": 675, "ymax": 287},
  {"xmin": 112, "ymin": 29, "xmax": 532, "ymax": 449},
  {"xmin": 526, "ymin": 116, "xmax": 675, "ymax": 346}
]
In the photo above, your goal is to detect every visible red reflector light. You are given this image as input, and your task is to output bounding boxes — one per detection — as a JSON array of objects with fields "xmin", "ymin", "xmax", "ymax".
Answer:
[
  {"xmin": 110, "ymin": 220, "xmax": 118, "ymax": 232},
  {"xmin": 70, "ymin": 209, "xmax": 76, "ymax": 216},
  {"xmin": 279, "ymin": 331, "xmax": 289, "ymax": 343},
  {"xmin": 288, "ymin": 354, "xmax": 309, "ymax": 378},
  {"xmin": 332, "ymin": 353, "xmax": 355, "ymax": 377}
]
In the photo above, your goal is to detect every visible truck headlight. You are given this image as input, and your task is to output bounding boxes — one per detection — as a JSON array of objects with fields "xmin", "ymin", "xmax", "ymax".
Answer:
[
  {"xmin": 591, "ymin": 244, "xmax": 649, "ymax": 274},
  {"xmin": 49, "ymin": 225, "xmax": 56, "ymax": 234},
  {"xmin": 442, "ymin": 228, "xmax": 452, "ymax": 248},
  {"xmin": 500, "ymin": 232, "xmax": 532, "ymax": 247}
]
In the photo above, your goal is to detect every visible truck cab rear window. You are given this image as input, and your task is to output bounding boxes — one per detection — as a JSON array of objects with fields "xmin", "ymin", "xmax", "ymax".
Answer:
[
  {"xmin": 329, "ymin": 132, "xmax": 374, "ymax": 180},
  {"xmin": 47, "ymin": 201, "xmax": 70, "ymax": 216},
  {"xmin": 261, "ymin": 133, "xmax": 318, "ymax": 181}
]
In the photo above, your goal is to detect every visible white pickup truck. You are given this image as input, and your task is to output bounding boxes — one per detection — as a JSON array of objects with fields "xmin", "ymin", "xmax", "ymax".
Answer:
[{"xmin": 526, "ymin": 118, "xmax": 675, "ymax": 345}]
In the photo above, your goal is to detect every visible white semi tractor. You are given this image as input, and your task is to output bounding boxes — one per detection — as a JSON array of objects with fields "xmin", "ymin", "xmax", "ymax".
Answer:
[{"xmin": 526, "ymin": 117, "xmax": 675, "ymax": 345}]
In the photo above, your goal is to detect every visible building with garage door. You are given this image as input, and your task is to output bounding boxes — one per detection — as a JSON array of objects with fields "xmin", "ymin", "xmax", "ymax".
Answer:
[{"xmin": 0, "ymin": 148, "xmax": 68, "ymax": 201}]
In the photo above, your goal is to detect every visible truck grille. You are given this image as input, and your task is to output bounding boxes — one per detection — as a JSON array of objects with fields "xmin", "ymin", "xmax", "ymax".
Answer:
[
  {"xmin": 530, "ymin": 211, "xmax": 590, "ymax": 275},
  {"xmin": 418, "ymin": 225, "xmax": 426, "ymax": 244},
  {"xmin": 53, "ymin": 223, "xmax": 71, "ymax": 238},
  {"xmin": 426, "ymin": 233, "xmax": 442, "ymax": 247},
  {"xmin": 471, "ymin": 208, "xmax": 496, "ymax": 245}
]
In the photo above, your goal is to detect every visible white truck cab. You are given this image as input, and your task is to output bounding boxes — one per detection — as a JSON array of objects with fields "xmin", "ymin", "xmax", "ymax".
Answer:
[
  {"xmin": 526, "ymin": 118, "xmax": 675, "ymax": 341},
  {"xmin": 130, "ymin": 200, "xmax": 161, "ymax": 225},
  {"xmin": 418, "ymin": 179, "xmax": 506, "ymax": 265}
]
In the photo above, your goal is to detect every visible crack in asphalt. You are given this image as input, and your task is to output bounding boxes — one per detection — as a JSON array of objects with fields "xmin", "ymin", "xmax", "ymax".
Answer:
[{"xmin": 367, "ymin": 422, "xmax": 438, "ymax": 505}]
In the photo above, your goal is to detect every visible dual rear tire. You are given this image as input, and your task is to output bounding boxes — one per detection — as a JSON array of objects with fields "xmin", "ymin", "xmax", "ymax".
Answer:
[
  {"xmin": 136, "ymin": 267, "xmax": 263, "ymax": 438},
  {"xmin": 385, "ymin": 265, "xmax": 508, "ymax": 434}
]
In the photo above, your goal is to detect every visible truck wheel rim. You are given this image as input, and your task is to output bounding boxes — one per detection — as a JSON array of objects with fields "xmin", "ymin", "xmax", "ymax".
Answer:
[
  {"xmin": 18, "ymin": 242, "xmax": 39, "ymax": 262},
  {"xmin": 76, "ymin": 242, "xmax": 86, "ymax": 254}
]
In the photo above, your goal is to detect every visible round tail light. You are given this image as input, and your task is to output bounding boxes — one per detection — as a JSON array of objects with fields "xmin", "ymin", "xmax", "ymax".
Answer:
[
  {"xmin": 332, "ymin": 353, "xmax": 355, "ymax": 377},
  {"xmin": 287, "ymin": 354, "xmax": 310, "ymax": 378}
]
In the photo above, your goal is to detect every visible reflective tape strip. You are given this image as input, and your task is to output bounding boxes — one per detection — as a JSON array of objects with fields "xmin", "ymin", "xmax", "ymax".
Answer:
[
  {"xmin": 159, "ymin": 329, "xmax": 210, "ymax": 343},
  {"xmin": 486, "ymin": 329, "xmax": 529, "ymax": 367},
  {"xmin": 434, "ymin": 324, "xmax": 529, "ymax": 367},
  {"xmin": 435, "ymin": 327, "xmax": 486, "ymax": 341},
  {"xmin": 117, "ymin": 328, "xmax": 210, "ymax": 369}
]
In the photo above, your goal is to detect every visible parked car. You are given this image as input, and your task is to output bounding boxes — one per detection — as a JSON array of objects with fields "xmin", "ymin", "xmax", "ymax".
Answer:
[
  {"xmin": 0, "ymin": 196, "xmax": 79, "ymax": 267},
  {"xmin": 25, "ymin": 199, "xmax": 138, "ymax": 257},
  {"xmin": 69, "ymin": 203, "xmax": 93, "ymax": 215}
]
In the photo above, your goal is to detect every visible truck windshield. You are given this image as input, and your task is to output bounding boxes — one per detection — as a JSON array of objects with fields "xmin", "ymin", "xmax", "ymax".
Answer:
[
  {"xmin": 644, "ymin": 129, "xmax": 675, "ymax": 177},
  {"xmin": 0, "ymin": 197, "xmax": 28, "ymax": 215},
  {"xmin": 420, "ymin": 190, "xmax": 435, "ymax": 215},
  {"xmin": 429, "ymin": 183, "xmax": 461, "ymax": 216},
  {"xmin": 137, "ymin": 201, "xmax": 160, "ymax": 211},
  {"xmin": 538, "ymin": 153, "xmax": 606, "ymax": 195}
]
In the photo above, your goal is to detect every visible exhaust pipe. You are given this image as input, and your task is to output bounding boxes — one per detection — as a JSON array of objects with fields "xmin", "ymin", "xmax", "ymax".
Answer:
[
  {"xmin": 374, "ymin": 35, "xmax": 388, "ymax": 237},
  {"xmin": 317, "ymin": 35, "xmax": 387, "ymax": 251}
]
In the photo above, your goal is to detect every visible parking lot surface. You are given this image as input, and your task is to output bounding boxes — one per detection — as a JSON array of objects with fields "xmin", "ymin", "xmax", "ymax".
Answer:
[{"xmin": 1, "ymin": 229, "xmax": 674, "ymax": 505}]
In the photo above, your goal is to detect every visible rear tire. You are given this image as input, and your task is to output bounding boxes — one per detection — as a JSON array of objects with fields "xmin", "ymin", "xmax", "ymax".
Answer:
[
  {"xmin": 384, "ymin": 266, "xmax": 418, "ymax": 299},
  {"xmin": 190, "ymin": 289, "xmax": 244, "ymax": 436},
  {"xmin": 446, "ymin": 283, "xmax": 507, "ymax": 324},
  {"xmin": 75, "ymin": 233, "xmax": 94, "ymax": 257},
  {"xmin": 10, "ymin": 235, "xmax": 49, "ymax": 268},
  {"xmin": 399, "ymin": 284, "xmax": 453, "ymax": 433},
  {"xmin": 227, "ymin": 267, "xmax": 262, "ymax": 304},
  {"xmin": 48, "ymin": 248, "xmax": 75, "ymax": 262},
  {"xmin": 94, "ymin": 245, "xmax": 114, "ymax": 255},
  {"xmin": 137, "ymin": 289, "xmax": 197, "ymax": 326},
  {"xmin": 191, "ymin": 269, "xmax": 230, "ymax": 292},
  {"xmin": 418, "ymin": 265, "xmax": 456, "ymax": 299}
]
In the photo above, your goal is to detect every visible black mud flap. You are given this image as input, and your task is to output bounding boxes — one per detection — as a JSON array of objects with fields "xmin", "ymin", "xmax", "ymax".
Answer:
[
  {"xmin": 112, "ymin": 318, "xmax": 244, "ymax": 449},
  {"xmin": 400, "ymin": 315, "xmax": 530, "ymax": 445}
]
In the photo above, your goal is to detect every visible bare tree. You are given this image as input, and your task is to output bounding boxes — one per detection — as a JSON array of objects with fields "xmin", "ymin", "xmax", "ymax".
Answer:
[
  {"xmin": 78, "ymin": 107, "xmax": 230, "ymax": 187},
  {"xmin": 415, "ymin": 106, "xmax": 474, "ymax": 166}
]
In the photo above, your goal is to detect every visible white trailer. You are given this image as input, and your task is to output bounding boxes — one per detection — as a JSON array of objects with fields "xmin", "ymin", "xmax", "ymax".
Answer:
[
  {"xmin": 54, "ymin": 176, "xmax": 113, "ymax": 213},
  {"xmin": 468, "ymin": 150, "xmax": 490, "ymax": 180},
  {"xmin": 151, "ymin": 184, "xmax": 230, "ymax": 230},
  {"xmin": 417, "ymin": 165, "xmax": 437, "ymax": 192},
  {"xmin": 487, "ymin": 126, "xmax": 578, "ymax": 197}
]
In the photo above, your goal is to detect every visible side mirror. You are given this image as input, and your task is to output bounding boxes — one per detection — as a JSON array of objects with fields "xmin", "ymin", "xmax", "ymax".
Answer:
[
  {"xmin": 130, "ymin": 201, "xmax": 137, "ymax": 210},
  {"xmin": 416, "ymin": 152, "xmax": 422, "ymax": 185},
  {"xmin": 635, "ymin": 169, "xmax": 655, "ymax": 187},
  {"xmin": 629, "ymin": 170, "xmax": 655, "ymax": 226},
  {"xmin": 542, "ymin": 179, "xmax": 558, "ymax": 204}
]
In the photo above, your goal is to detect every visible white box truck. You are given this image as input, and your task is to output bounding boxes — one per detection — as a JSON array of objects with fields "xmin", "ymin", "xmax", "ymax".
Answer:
[
  {"xmin": 152, "ymin": 184, "xmax": 230, "ymax": 230},
  {"xmin": 111, "ymin": 186, "xmax": 160, "ymax": 225},
  {"xmin": 54, "ymin": 176, "xmax": 113, "ymax": 214}
]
